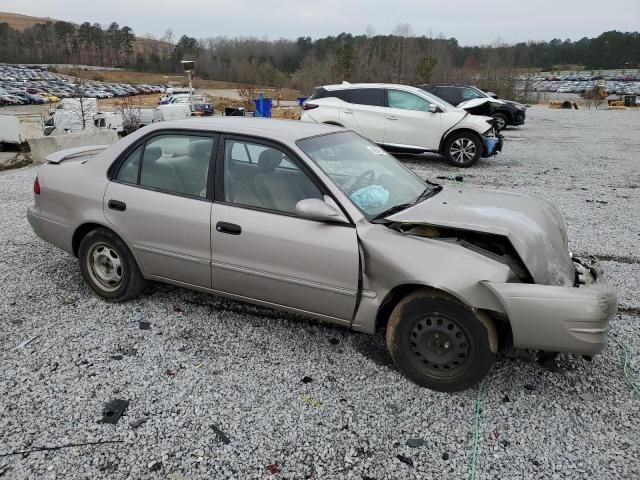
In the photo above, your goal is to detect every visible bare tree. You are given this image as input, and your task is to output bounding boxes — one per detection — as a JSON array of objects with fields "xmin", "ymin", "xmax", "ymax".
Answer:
[
  {"xmin": 113, "ymin": 95, "xmax": 143, "ymax": 134},
  {"xmin": 66, "ymin": 77, "xmax": 95, "ymax": 130},
  {"xmin": 237, "ymin": 84, "xmax": 257, "ymax": 111}
]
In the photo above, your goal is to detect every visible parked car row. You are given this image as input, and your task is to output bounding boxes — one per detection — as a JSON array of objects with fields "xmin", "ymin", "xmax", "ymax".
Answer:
[
  {"xmin": 0, "ymin": 63, "xmax": 166, "ymax": 106},
  {"xmin": 515, "ymin": 75, "xmax": 640, "ymax": 96}
]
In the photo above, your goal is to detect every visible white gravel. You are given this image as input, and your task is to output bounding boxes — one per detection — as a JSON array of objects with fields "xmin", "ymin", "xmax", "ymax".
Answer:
[{"xmin": 1, "ymin": 107, "xmax": 639, "ymax": 480}]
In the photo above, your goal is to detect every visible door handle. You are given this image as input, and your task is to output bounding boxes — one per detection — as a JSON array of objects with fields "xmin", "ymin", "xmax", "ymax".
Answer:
[
  {"xmin": 343, "ymin": 109, "xmax": 353, "ymax": 114},
  {"xmin": 386, "ymin": 115, "xmax": 398, "ymax": 120},
  {"xmin": 216, "ymin": 222, "xmax": 241, "ymax": 235},
  {"xmin": 108, "ymin": 199, "xmax": 126, "ymax": 211}
]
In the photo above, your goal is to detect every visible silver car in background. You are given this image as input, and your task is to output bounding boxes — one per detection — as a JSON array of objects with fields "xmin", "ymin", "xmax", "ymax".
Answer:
[{"xmin": 27, "ymin": 118, "xmax": 617, "ymax": 391}]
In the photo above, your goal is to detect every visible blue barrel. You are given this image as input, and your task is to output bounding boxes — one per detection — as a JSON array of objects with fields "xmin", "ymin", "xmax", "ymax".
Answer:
[{"xmin": 253, "ymin": 97, "xmax": 273, "ymax": 118}]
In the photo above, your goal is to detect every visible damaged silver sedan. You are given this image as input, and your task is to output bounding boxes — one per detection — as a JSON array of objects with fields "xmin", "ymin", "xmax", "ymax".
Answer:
[{"xmin": 27, "ymin": 118, "xmax": 617, "ymax": 391}]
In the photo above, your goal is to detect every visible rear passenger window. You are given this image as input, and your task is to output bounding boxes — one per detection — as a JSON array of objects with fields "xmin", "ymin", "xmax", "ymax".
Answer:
[
  {"xmin": 436, "ymin": 87, "xmax": 462, "ymax": 104},
  {"xmin": 136, "ymin": 134, "xmax": 215, "ymax": 198},
  {"xmin": 331, "ymin": 90, "xmax": 352, "ymax": 102},
  {"xmin": 350, "ymin": 88, "xmax": 386, "ymax": 107}
]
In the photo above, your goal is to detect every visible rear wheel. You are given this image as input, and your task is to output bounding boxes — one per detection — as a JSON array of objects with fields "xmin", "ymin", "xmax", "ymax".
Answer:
[
  {"xmin": 386, "ymin": 289, "xmax": 497, "ymax": 392},
  {"xmin": 444, "ymin": 132, "xmax": 482, "ymax": 167},
  {"xmin": 78, "ymin": 228, "xmax": 146, "ymax": 302}
]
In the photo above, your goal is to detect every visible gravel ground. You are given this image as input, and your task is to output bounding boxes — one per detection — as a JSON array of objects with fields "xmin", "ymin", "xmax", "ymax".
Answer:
[{"xmin": 1, "ymin": 107, "xmax": 639, "ymax": 480}]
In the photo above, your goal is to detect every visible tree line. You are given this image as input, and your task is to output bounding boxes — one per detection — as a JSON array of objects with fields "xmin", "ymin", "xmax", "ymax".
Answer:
[{"xmin": 1, "ymin": 20, "xmax": 638, "ymax": 95}]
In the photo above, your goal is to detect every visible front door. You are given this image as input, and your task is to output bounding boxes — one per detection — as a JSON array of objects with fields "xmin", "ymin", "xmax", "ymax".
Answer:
[
  {"xmin": 210, "ymin": 136, "xmax": 360, "ymax": 322},
  {"xmin": 383, "ymin": 89, "xmax": 442, "ymax": 150},
  {"xmin": 104, "ymin": 132, "xmax": 216, "ymax": 287}
]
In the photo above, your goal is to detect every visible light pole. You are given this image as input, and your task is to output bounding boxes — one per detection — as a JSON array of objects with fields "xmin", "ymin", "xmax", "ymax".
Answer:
[{"xmin": 181, "ymin": 60, "xmax": 196, "ymax": 111}]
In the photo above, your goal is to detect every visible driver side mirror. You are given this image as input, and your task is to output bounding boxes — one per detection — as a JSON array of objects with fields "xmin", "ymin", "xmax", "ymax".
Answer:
[
  {"xmin": 428, "ymin": 104, "xmax": 438, "ymax": 113},
  {"xmin": 487, "ymin": 92, "xmax": 498, "ymax": 99},
  {"xmin": 296, "ymin": 198, "xmax": 348, "ymax": 224}
]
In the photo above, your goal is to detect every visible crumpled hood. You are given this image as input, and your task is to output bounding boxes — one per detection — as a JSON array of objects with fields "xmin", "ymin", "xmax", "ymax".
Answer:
[
  {"xmin": 501, "ymin": 99, "xmax": 526, "ymax": 109},
  {"xmin": 387, "ymin": 186, "xmax": 575, "ymax": 286},
  {"xmin": 458, "ymin": 98, "xmax": 505, "ymax": 109}
]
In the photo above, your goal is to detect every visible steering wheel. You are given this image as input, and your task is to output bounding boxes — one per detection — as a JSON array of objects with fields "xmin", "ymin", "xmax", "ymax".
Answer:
[{"xmin": 351, "ymin": 169, "xmax": 376, "ymax": 192}]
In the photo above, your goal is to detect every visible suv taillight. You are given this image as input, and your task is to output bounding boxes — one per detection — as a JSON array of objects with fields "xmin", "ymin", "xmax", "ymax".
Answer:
[
  {"xmin": 34, "ymin": 176, "xmax": 40, "ymax": 195},
  {"xmin": 303, "ymin": 103, "xmax": 319, "ymax": 110}
]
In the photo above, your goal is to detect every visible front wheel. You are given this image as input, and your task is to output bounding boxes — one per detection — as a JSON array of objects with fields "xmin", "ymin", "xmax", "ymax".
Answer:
[
  {"xmin": 78, "ymin": 227, "xmax": 146, "ymax": 302},
  {"xmin": 443, "ymin": 132, "xmax": 482, "ymax": 167},
  {"xmin": 492, "ymin": 113, "xmax": 508, "ymax": 131},
  {"xmin": 386, "ymin": 289, "xmax": 497, "ymax": 392}
]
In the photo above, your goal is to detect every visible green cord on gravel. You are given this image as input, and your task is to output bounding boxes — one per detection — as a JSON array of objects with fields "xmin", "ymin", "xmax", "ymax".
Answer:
[
  {"xmin": 469, "ymin": 382, "xmax": 484, "ymax": 480},
  {"xmin": 611, "ymin": 336, "xmax": 640, "ymax": 399}
]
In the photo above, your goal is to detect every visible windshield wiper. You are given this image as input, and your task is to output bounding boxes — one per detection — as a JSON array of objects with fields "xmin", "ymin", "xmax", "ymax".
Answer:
[
  {"xmin": 371, "ymin": 202, "xmax": 414, "ymax": 221},
  {"xmin": 413, "ymin": 185, "xmax": 442, "ymax": 204},
  {"xmin": 371, "ymin": 186, "xmax": 442, "ymax": 222}
]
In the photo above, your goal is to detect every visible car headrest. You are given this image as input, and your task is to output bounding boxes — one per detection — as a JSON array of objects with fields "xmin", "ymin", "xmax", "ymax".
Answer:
[
  {"xmin": 188, "ymin": 139, "xmax": 212, "ymax": 159},
  {"xmin": 145, "ymin": 146, "xmax": 163, "ymax": 163},
  {"xmin": 258, "ymin": 149, "xmax": 282, "ymax": 173}
]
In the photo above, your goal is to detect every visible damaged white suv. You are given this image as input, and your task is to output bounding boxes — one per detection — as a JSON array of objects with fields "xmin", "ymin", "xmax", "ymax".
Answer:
[{"xmin": 300, "ymin": 83, "xmax": 502, "ymax": 167}]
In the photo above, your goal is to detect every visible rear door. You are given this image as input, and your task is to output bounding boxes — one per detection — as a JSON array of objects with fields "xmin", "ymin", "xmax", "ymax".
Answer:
[
  {"xmin": 348, "ymin": 88, "xmax": 387, "ymax": 143},
  {"xmin": 210, "ymin": 135, "xmax": 360, "ymax": 322},
  {"xmin": 383, "ymin": 89, "xmax": 442, "ymax": 150},
  {"xmin": 104, "ymin": 132, "xmax": 216, "ymax": 288}
]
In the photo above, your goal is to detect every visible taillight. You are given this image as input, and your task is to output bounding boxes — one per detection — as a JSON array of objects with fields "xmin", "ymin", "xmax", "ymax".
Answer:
[
  {"xmin": 303, "ymin": 103, "xmax": 319, "ymax": 110},
  {"xmin": 34, "ymin": 176, "xmax": 40, "ymax": 195}
]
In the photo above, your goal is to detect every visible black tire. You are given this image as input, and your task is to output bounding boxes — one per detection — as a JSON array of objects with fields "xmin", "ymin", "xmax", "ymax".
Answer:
[
  {"xmin": 78, "ymin": 227, "xmax": 146, "ymax": 302},
  {"xmin": 443, "ymin": 131, "xmax": 482, "ymax": 167},
  {"xmin": 386, "ymin": 289, "xmax": 497, "ymax": 392},
  {"xmin": 492, "ymin": 113, "xmax": 508, "ymax": 130}
]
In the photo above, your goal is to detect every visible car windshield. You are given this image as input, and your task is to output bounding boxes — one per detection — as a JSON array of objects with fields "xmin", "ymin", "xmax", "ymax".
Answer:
[{"xmin": 297, "ymin": 131, "xmax": 436, "ymax": 219}]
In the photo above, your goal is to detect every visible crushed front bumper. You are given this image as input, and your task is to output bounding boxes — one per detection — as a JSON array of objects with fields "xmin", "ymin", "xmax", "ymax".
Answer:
[
  {"xmin": 483, "ymin": 257, "xmax": 617, "ymax": 356},
  {"xmin": 482, "ymin": 133, "xmax": 504, "ymax": 157}
]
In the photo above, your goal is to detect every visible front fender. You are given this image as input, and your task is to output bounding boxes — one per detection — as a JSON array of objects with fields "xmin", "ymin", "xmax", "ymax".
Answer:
[{"xmin": 352, "ymin": 223, "xmax": 513, "ymax": 333}]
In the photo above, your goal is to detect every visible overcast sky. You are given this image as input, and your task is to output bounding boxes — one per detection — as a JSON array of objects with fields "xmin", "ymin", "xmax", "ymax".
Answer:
[{"xmin": 2, "ymin": 0, "xmax": 639, "ymax": 45}]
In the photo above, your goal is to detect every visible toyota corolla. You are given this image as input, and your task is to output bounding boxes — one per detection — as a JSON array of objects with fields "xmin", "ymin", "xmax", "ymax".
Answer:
[{"xmin": 27, "ymin": 118, "xmax": 617, "ymax": 391}]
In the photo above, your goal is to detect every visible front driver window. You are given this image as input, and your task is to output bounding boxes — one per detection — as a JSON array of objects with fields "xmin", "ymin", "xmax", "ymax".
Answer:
[
  {"xmin": 224, "ymin": 140, "xmax": 322, "ymax": 215},
  {"xmin": 388, "ymin": 90, "xmax": 431, "ymax": 112},
  {"xmin": 462, "ymin": 88, "xmax": 485, "ymax": 100}
]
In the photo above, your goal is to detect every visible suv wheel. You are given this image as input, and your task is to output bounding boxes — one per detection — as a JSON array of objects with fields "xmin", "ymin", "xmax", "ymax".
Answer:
[
  {"xmin": 492, "ymin": 113, "xmax": 508, "ymax": 130},
  {"xmin": 78, "ymin": 227, "xmax": 146, "ymax": 302},
  {"xmin": 386, "ymin": 289, "xmax": 497, "ymax": 392},
  {"xmin": 444, "ymin": 132, "xmax": 482, "ymax": 167}
]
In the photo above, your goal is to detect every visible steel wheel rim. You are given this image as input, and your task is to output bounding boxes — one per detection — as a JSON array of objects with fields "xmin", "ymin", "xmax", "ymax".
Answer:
[
  {"xmin": 494, "ymin": 116, "xmax": 506, "ymax": 130},
  {"xmin": 86, "ymin": 242, "xmax": 123, "ymax": 292},
  {"xmin": 406, "ymin": 314, "xmax": 474, "ymax": 379},
  {"xmin": 450, "ymin": 138, "xmax": 476, "ymax": 164}
]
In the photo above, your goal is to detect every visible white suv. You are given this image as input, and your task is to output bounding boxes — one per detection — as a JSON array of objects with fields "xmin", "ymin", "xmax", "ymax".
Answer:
[{"xmin": 300, "ymin": 83, "xmax": 502, "ymax": 167}]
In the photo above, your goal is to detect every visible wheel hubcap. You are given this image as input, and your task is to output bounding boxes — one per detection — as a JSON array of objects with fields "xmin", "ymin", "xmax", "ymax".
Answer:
[
  {"xmin": 87, "ymin": 242, "xmax": 123, "ymax": 292},
  {"xmin": 450, "ymin": 138, "xmax": 476, "ymax": 164},
  {"xmin": 408, "ymin": 315, "xmax": 473, "ymax": 378}
]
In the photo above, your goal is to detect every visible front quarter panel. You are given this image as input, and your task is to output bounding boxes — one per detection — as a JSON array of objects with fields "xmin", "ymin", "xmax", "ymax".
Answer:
[{"xmin": 352, "ymin": 222, "xmax": 515, "ymax": 333}]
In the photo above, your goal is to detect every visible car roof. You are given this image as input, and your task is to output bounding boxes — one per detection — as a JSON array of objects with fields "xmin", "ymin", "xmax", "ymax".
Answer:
[
  {"xmin": 321, "ymin": 83, "xmax": 428, "ymax": 94},
  {"xmin": 147, "ymin": 117, "xmax": 344, "ymax": 142}
]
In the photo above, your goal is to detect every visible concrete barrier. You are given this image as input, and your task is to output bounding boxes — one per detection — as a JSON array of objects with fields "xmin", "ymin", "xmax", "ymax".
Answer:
[{"xmin": 28, "ymin": 129, "xmax": 119, "ymax": 164}]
